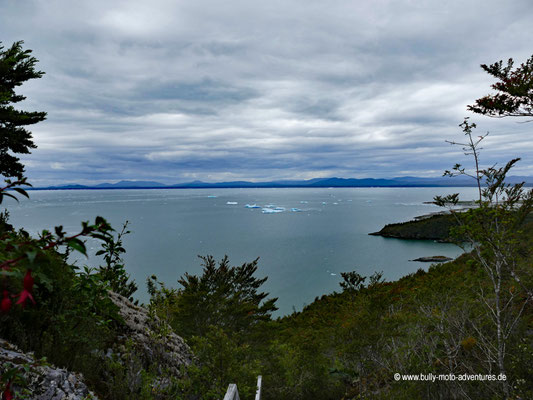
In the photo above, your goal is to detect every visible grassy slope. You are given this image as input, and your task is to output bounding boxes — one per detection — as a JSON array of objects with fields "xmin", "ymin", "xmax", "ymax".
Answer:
[{"xmin": 268, "ymin": 219, "xmax": 533, "ymax": 399}]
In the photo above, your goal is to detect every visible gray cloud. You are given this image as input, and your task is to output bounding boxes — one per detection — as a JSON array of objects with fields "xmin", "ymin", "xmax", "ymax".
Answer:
[{"xmin": 1, "ymin": 0, "xmax": 533, "ymax": 186}]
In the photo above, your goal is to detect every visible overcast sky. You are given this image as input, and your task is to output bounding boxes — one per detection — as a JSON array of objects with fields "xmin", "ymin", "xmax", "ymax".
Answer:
[{"xmin": 2, "ymin": 0, "xmax": 533, "ymax": 186}]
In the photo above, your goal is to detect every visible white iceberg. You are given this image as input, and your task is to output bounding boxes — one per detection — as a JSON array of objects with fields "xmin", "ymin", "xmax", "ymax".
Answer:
[
  {"xmin": 291, "ymin": 208, "xmax": 302, "ymax": 212},
  {"xmin": 245, "ymin": 204, "xmax": 261, "ymax": 208},
  {"xmin": 226, "ymin": 201, "xmax": 238, "ymax": 205},
  {"xmin": 262, "ymin": 207, "xmax": 284, "ymax": 214}
]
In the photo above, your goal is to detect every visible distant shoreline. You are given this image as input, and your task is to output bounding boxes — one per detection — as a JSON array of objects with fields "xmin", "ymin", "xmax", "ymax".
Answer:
[
  {"xmin": 21, "ymin": 175, "xmax": 533, "ymax": 191},
  {"xmin": 26, "ymin": 183, "xmax": 533, "ymax": 191},
  {"xmin": 26, "ymin": 184, "xmax": 498, "ymax": 191}
]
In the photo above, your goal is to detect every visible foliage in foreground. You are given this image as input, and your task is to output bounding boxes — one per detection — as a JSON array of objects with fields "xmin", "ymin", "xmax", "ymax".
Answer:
[
  {"xmin": 0, "ymin": 40, "xmax": 140, "ymax": 399},
  {"xmin": 0, "ymin": 210, "xmax": 142, "ymax": 398}
]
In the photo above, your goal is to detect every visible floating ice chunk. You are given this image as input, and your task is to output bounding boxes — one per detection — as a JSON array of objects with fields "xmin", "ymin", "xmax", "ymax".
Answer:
[
  {"xmin": 207, "ymin": 195, "xmax": 217, "ymax": 198},
  {"xmin": 333, "ymin": 202, "xmax": 338, "ymax": 205},
  {"xmin": 262, "ymin": 208, "xmax": 284, "ymax": 214},
  {"xmin": 330, "ymin": 273, "xmax": 337, "ymax": 276},
  {"xmin": 291, "ymin": 208, "xmax": 302, "ymax": 212},
  {"xmin": 322, "ymin": 202, "xmax": 327, "ymax": 205},
  {"xmin": 264, "ymin": 204, "xmax": 275, "ymax": 208},
  {"xmin": 300, "ymin": 201, "xmax": 308, "ymax": 204},
  {"xmin": 226, "ymin": 201, "xmax": 238, "ymax": 205},
  {"xmin": 245, "ymin": 204, "xmax": 261, "ymax": 208}
]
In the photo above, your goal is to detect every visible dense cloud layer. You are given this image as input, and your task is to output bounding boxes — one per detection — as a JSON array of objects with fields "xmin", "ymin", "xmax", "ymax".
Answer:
[{"xmin": 2, "ymin": 0, "xmax": 533, "ymax": 185}]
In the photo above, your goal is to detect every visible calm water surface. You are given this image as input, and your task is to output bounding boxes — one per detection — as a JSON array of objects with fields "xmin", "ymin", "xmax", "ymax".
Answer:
[{"xmin": 5, "ymin": 187, "xmax": 477, "ymax": 315}]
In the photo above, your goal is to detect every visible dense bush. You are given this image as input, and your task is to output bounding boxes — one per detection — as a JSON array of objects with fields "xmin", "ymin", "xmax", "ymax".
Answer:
[{"xmin": 0, "ymin": 211, "xmax": 141, "ymax": 397}]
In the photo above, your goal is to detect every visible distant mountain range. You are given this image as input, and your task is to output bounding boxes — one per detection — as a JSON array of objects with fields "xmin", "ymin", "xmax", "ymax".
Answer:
[{"xmin": 34, "ymin": 176, "xmax": 533, "ymax": 190}]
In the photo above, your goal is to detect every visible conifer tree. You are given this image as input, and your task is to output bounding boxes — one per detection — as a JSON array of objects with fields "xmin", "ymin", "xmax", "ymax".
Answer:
[
  {"xmin": 0, "ymin": 41, "xmax": 46, "ymax": 179},
  {"xmin": 468, "ymin": 54, "xmax": 533, "ymax": 119}
]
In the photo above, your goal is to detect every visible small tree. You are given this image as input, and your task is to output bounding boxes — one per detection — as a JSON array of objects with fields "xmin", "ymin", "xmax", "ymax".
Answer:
[
  {"xmin": 468, "ymin": 54, "xmax": 533, "ymax": 119},
  {"xmin": 443, "ymin": 118, "xmax": 488, "ymax": 204},
  {"xmin": 157, "ymin": 255, "xmax": 278, "ymax": 340},
  {"xmin": 148, "ymin": 256, "xmax": 277, "ymax": 399},
  {"xmin": 95, "ymin": 220, "xmax": 138, "ymax": 302},
  {"xmin": 436, "ymin": 54, "xmax": 533, "ymax": 394},
  {"xmin": 435, "ymin": 120, "xmax": 533, "ymax": 398},
  {"xmin": 0, "ymin": 41, "xmax": 46, "ymax": 179}
]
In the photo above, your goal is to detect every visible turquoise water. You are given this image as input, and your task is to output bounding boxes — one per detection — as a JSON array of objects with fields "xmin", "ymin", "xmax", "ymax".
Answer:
[{"xmin": 4, "ymin": 187, "xmax": 477, "ymax": 316}]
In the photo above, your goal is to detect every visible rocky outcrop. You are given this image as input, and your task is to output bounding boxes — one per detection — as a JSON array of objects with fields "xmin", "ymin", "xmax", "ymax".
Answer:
[
  {"xmin": 411, "ymin": 256, "xmax": 453, "ymax": 262},
  {"xmin": 107, "ymin": 291, "xmax": 193, "ymax": 377},
  {"xmin": 369, "ymin": 213, "xmax": 457, "ymax": 242},
  {"xmin": 0, "ymin": 293, "xmax": 193, "ymax": 398},
  {"xmin": 0, "ymin": 338, "xmax": 97, "ymax": 400}
]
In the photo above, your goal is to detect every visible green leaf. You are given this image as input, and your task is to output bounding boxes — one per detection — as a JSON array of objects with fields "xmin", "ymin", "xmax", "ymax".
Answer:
[
  {"xmin": 68, "ymin": 238, "xmax": 87, "ymax": 256},
  {"xmin": 39, "ymin": 277, "xmax": 53, "ymax": 291},
  {"xmin": 1, "ymin": 269, "xmax": 22, "ymax": 278},
  {"xmin": 55, "ymin": 225, "xmax": 64, "ymax": 237},
  {"xmin": 2, "ymin": 192, "xmax": 19, "ymax": 202},
  {"xmin": 13, "ymin": 187, "xmax": 29, "ymax": 198}
]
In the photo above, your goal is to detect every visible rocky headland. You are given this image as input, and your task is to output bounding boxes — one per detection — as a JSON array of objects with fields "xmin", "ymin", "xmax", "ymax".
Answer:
[{"xmin": 369, "ymin": 213, "xmax": 457, "ymax": 242}]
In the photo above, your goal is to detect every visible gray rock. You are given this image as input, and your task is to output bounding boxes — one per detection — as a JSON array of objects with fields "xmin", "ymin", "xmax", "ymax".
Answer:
[
  {"xmin": 107, "ymin": 291, "xmax": 193, "ymax": 377},
  {"xmin": 0, "ymin": 292, "xmax": 193, "ymax": 398},
  {"xmin": 0, "ymin": 338, "xmax": 97, "ymax": 400},
  {"xmin": 411, "ymin": 255, "xmax": 453, "ymax": 262}
]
